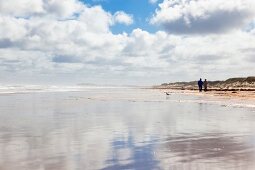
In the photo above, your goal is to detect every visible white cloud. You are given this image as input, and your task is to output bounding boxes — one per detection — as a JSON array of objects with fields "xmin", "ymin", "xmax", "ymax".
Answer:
[
  {"xmin": 149, "ymin": 0, "xmax": 159, "ymax": 4},
  {"xmin": 113, "ymin": 11, "xmax": 133, "ymax": 25},
  {"xmin": 0, "ymin": 0, "xmax": 45, "ymax": 17},
  {"xmin": 0, "ymin": 0, "xmax": 84, "ymax": 18},
  {"xmin": 0, "ymin": 0, "xmax": 255, "ymax": 85},
  {"xmin": 151, "ymin": 0, "xmax": 255, "ymax": 34},
  {"xmin": 79, "ymin": 5, "xmax": 113, "ymax": 33},
  {"xmin": 43, "ymin": 0, "xmax": 84, "ymax": 18}
]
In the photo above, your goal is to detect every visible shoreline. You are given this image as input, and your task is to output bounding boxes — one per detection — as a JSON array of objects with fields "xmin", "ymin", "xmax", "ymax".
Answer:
[
  {"xmin": 152, "ymin": 86, "xmax": 255, "ymax": 91},
  {"xmin": 152, "ymin": 87, "xmax": 255, "ymax": 103}
]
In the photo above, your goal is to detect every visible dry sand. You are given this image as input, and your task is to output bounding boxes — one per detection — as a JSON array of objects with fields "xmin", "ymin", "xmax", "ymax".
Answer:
[{"xmin": 158, "ymin": 88, "xmax": 255, "ymax": 103}]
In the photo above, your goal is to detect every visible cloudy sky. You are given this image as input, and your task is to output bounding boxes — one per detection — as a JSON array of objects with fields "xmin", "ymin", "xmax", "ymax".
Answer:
[{"xmin": 0, "ymin": 0, "xmax": 255, "ymax": 85}]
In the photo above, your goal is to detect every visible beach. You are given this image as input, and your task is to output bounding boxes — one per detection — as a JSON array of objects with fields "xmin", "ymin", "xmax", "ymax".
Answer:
[
  {"xmin": 157, "ymin": 89, "xmax": 255, "ymax": 105},
  {"xmin": 0, "ymin": 87, "xmax": 255, "ymax": 170},
  {"xmin": 1, "ymin": 0, "xmax": 255, "ymax": 169}
]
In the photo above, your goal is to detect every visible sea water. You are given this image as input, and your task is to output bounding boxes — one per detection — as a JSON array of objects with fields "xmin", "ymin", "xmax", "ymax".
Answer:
[{"xmin": 0, "ymin": 87, "xmax": 255, "ymax": 170}]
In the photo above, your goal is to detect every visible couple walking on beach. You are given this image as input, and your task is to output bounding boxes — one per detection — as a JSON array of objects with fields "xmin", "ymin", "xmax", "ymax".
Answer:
[{"xmin": 198, "ymin": 78, "xmax": 208, "ymax": 92}]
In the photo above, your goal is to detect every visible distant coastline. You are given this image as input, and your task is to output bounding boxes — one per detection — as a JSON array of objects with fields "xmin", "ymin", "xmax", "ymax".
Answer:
[{"xmin": 153, "ymin": 76, "xmax": 255, "ymax": 91}]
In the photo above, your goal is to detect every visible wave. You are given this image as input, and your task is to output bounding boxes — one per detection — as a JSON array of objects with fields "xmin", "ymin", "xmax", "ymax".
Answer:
[{"xmin": 0, "ymin": 85, "xmax": 133, "ymax": 94}]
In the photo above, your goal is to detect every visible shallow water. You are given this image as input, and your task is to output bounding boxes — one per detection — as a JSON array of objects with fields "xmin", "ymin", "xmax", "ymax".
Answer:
[{"xmin": 0, "ymin": 88, "xmax": 255, "ymax": 170}]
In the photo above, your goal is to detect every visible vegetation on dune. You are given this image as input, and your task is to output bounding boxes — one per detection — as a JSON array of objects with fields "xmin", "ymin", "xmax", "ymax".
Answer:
[{"xmin": 157, "ymin": 77, "xmax": 255, "ymax": 91}]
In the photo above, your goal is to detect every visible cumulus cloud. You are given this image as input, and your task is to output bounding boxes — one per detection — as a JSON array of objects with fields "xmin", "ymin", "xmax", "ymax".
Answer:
[
  {"xmin": 149, "ymin": 0, "xmax": 159, "ymax": 4},
  {"xmin": 113, "ymin": 11, "xmax": 133, "ymax": 25},
  {"xmin": 0, "ymin": 1, "xmax": 124, "ymax": 73},
  {"xmin": 0, "ymin": 0, "xmax": 45, "ymax": 17},
  {"xmin": 151, "ymin": 0, "xmax": 255, "ymax": 34},
  {"xmin": 0, "ymin": 0, "xmax": 255, "ymax": 85},
  {"xmin": 0, "ymin": 0, "xmax": 84, "ymax": 18}
]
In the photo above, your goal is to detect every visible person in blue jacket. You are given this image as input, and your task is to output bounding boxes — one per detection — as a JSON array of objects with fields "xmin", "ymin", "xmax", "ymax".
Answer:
[{"xmin": 198, "ymin": 78, "xmax": 203, "ymax": 92}]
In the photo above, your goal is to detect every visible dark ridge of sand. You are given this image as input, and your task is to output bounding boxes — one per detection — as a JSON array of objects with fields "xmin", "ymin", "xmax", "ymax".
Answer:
[{"xmin": 153, "ymin": 87, "xmax": 255, "ymax": 91}]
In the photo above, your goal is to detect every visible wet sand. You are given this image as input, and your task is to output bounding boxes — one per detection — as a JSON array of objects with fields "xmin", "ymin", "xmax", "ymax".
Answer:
[{"xmin": 0, "ymin": 88, "xmax": 255, "ymax": 170}]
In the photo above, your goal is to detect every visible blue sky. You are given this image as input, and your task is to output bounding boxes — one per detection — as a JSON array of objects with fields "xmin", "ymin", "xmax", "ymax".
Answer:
[{"xmin": 82, "ymin": 0, "xmax": 162, "ymax": 33}]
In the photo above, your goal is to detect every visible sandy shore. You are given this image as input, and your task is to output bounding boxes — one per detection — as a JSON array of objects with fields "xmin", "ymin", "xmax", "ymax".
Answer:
[{"xmin": 156, "ymin": 88, "xmax": 255, "ymax": 102}]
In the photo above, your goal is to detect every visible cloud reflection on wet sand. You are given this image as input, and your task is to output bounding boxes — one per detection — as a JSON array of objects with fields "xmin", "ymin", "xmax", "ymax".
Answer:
[{"xmin": 0, "ymin": 88, "xmax": 255, "ymax": 170}]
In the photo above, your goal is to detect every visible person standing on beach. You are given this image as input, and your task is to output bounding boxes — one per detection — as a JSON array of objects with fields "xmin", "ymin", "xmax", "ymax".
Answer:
[
  {"xmin": 198, "ymin": 78, "xmax": 203, "ymax": 92},
  {"xmin": 204, "ymin": 79, "xmax": 208, "ymax": 92}
]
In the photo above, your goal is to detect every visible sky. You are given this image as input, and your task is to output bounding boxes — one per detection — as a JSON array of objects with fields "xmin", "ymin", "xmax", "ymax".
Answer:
[{"xmin": 0, "ymin": 0, "xmax": 255, "ymax": 85}]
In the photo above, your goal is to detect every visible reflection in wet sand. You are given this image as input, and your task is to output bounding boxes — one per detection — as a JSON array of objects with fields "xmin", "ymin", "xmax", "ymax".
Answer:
[
  {"xmin": 102, "ymin": 135, "xmax": 160, "ymax": 170},
  {"xmin": 159, "ymin": 133, "xmax": 255, "ymax": 169},
  {"xmin": 0, "ymin": 88, "xmax": 255, "ymax": 170}
]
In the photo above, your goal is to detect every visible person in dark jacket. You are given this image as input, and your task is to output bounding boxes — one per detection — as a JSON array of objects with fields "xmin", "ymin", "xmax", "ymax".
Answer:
[
  {"xmin": 204, "ymin": 79, "xmax": 208, "ymax": 92},
  {"xmin": 198, "ymin": 78, "xmax": 203, "ymax": 92}
]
